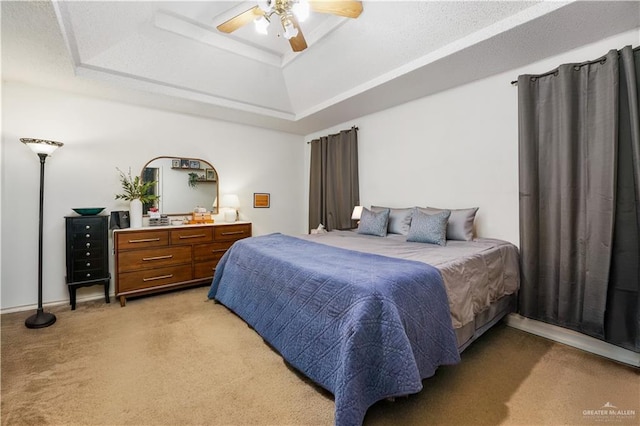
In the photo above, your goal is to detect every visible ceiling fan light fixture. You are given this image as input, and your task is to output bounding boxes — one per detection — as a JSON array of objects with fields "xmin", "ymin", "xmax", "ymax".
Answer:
[
  {"xmin": 254, "ymin": 16, "xmax": 270, "ymax": 35},
  {"xmin": 292, "ymin": 0, "xmax": 310, "ymax": 22},
  {"xmin": 217, "ymin": 1, "xmax": 362, "ymax": 52},
  {"xmin": 257, "ymin": 0, "xmax": 273, "ymax": 13},
  {"xmin": 282, "ymin": 17, "xmax": 298, "ymax": 40}
]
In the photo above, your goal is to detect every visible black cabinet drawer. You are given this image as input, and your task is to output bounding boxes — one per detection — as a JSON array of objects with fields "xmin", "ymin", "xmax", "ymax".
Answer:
[
  {"xmin": 72, "ymin": 268, "xmax": 109, "ymax": 282},
  {"xmin": 72, "ymin": 257, "xmax": 106, "ymax": 271},
  {"xmin": 70, "ymin": 239, "xmax": 104, "ymax": 250},
  {"xmin": 72, "ymin": 247, "xmax": 104, "ymax": 260},
  {"xmin": 71, "ymin": 218, "xmax": 104, "ymax": 233},
  {"xmin": 70, "ymin": 232, "xmax": 104, "ymax": 244}
]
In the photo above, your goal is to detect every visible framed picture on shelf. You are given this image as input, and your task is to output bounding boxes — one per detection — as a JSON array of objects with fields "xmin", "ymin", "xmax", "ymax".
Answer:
[
  {"xmin": 189, "ymin": 160, "xmax": 200, "ymax": 169},
  {"xmin": 180, "ymin": 159, "xmax": 190, "ymax": 168},
  {"xmin": 171, "ymin": 159, "xmax": 180, "ymax": 168},
  {"xmin": 253, "ymin": 193, "xmax": 270, "ymax": 208},
  {"xmin": 205, "ymin": 168, "xmax": 216, "ymax": 181}
]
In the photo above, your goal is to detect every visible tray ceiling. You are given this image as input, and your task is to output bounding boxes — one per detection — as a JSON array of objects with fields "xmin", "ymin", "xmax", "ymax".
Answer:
[{"xmin": 2, "ymin": 1, "xmax": 639, "ymax": 134}]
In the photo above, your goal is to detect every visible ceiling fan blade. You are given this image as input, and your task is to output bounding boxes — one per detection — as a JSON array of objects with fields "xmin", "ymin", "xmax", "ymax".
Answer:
[
  {"xmin": 309, "ymin": 1, "xmax": 363, "ymax": 18},
  {"xmin": 217, "ymin": 6, "xmax": 264, "ymax": 33},
  {"xmin": 288, "ymin": 17, "xmax": 308, "ymax": 52}
]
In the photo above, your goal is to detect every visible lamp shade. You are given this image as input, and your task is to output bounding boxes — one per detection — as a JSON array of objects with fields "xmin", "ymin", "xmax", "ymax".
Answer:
[
  {"xmin": 254, "ymin": 16, "xmax": 269, "ymax": 34},
  {"xmin": 292, "ymin": 0, "xmax": 310, "ymax": 21},
  {"xmin": 221, "ymin": 194, "xmax": 240, "ymax": 209},
  {"xmin": 351, "ymin": 206, "xmax": 363, "ymax": 220},
  {"xmin": 20, "ymin": 138, "xmax": 63, "ymax": 156}
]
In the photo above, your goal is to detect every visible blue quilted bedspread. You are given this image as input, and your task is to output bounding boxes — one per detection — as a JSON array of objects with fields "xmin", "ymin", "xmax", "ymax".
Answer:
[{"xmin": 208, "ymin": 234, "xmax": 460, "ymax": 426}]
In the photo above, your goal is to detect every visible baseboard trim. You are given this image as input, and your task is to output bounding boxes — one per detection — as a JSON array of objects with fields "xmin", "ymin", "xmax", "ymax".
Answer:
[
  {"xmin": 1, "ymin": 293, "xmax": 111, "ymax": 315},
  {"xmin": 506, "ymin": 314, "xmax": 639, "ymax": 367}
]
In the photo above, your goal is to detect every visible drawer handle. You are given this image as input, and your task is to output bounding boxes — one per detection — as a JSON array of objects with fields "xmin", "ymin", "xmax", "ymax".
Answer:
[
  {"xmin": 129, "ymin": 238, "xmax": 161, "ymax": 243},
  {"xmin": 142, "ymin": 255, "xmax": 173, "ymax": 261},
  {"xmin": 143, "ymin": 274, "xmax": 173, "ymax": 282},
  {"xmin": 221, "ymin": 231, "xmax": 245, "ymax": 236},
  {"xmin": 86, "ymin": 262, "xmax": 91, "ymax": 267},
  {"xmin": 86, "ymin": 243, "xmax": 91, "ymax": 248},
  {"xmin": 179, "ymin": 234, "xmax": 206, "ymax": 239},
  {"xmin": 86, "ymin": 252, "xmax": 91, "ymax": 257},
  {"xmin": 85, "ymin": 225, "xmax": 91, "ymax": 230},
  {"xmin": 86, "ymin": 273, "xmax": 91, "ymax": 278},
  {"xmin": 86, "ymin": 233, "xmax": 91, "ymax": 238},
  {"xmin": 211, "ymin": 249, "xmax": 227, "ymax": 253}
]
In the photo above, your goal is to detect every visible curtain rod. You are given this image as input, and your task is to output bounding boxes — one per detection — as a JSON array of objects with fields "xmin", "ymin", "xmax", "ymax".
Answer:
[
  {"xmin": 306, "ymin": 126, "xmax": 358, "ymax": 144},
  {"xmin": 510, "ymin": 45, "xmax": 639, "ymax": 86}
]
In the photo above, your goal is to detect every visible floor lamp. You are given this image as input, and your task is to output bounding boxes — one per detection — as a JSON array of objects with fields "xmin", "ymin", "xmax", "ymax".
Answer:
[{"xmin": 21, "ymin": 138, "xmax": 64, "ymax": 329}]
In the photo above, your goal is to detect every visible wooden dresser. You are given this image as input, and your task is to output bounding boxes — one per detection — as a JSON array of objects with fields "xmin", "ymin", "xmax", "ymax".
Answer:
[{"xmin": 113, "ymin": 222, "xmax": 251, "ymax": 306}]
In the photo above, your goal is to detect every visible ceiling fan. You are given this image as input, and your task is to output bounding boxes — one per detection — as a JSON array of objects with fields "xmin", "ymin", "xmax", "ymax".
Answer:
[{"xmin": 217, "ymin": 0, "xmax": 363, "ymax": 52}]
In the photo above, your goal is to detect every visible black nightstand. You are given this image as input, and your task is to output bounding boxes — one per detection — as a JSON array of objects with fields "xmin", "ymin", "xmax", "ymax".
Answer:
[{"xmin": 65, "ymin": 216, "xmax": 111, "ymax": 310}]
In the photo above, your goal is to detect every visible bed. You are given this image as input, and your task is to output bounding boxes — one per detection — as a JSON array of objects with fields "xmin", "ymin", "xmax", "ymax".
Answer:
[
  {"xmin": 208, "ymin": 227, "xmax": 519, "ymax": 426},
  {"xmin": 302, "ymin": 230, "xmax": 520, "ymax": 351}
]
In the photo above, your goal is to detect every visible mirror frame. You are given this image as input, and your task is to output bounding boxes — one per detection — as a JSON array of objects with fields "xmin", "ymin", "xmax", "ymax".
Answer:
[{"xmin": 140, "ymin": 156, "xmax": 219, "ymax": 216}]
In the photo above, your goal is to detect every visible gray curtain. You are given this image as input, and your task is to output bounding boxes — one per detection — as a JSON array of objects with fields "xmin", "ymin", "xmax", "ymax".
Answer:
[
  {"xmin": 518, "ymin": 46, "xmax": 640, "ymax": 351},
  {"xmin": 309, "ymin": 127, "xmax": 359, "ymax": 231},
  {"xmin": 605, "ymin": 47, "xmax": 640, "ymax": 351}
]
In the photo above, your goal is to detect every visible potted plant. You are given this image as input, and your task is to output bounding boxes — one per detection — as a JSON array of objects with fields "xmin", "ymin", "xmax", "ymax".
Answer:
[
  {"xmin": 115, "ymin": 168, "xmax": 159, "ymax": 228},
  {"xmin": 188, "ymin": 172, "xmax": 200, "ymax": 188}
]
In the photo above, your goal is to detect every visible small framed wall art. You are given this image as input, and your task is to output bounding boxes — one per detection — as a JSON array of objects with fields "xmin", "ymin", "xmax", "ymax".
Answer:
[
  {"xmin": 189, "ymin": 160, "xmax": 200, "ymax": 169},
  {"xmin": 180, "ymin": 159, "xmax": 190, "ymax": 168},
  {"xmin": 253, "ymin": 193, "xmax": 270, "ymax": 208},
  {"xmin": 205, "ymin": 168, "xmax": 216, "ymax": 181},
  {"xmin": 171, "ymin": 159, "xmax": 180, "ymax": 168}
]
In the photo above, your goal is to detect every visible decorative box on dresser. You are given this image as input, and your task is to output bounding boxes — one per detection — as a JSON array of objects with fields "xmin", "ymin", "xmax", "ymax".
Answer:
[
  {"xmin": 113, "ymin": 222, "xmax": 251, "ymax": 306},
  {"xmin": 65, "ymin": 215, "xmax": 111, "ymax": 310}
]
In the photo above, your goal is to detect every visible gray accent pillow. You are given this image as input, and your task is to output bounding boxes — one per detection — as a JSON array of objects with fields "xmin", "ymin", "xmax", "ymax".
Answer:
[
  {"xmin": 419, "ymin": 206, "xmax": 479, "ymax": 241},
  {"xmin": 371, "ymin": 206, "xmax": 413, "ymax": 235},
  {"xmin": 357, "ymin": 207, "xmax": 390, "ymax": 237},
  {"xmin": 407, "ymin": 208, "xmax": 451, "ymax": 246}
]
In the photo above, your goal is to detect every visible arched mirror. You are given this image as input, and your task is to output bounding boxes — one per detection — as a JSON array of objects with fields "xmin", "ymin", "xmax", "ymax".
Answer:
[{"xmin": 140, "ymin": 156, "xmax": 219, "ymax": 215}]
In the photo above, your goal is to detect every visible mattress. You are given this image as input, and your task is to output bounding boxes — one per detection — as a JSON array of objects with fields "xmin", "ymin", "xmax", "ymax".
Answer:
[{"xmin": 301, "ymin": 230, "xmax": 520, "ymax": 333}]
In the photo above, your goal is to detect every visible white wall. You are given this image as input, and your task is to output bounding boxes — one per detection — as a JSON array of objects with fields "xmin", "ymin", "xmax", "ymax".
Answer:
[
  {"xmin": 305, "ymin": 28, "xmax": 640, "ymax": 246},
  {"xmin": 1, "ymin": 82, "xmax": 306, "ymax": 310}
]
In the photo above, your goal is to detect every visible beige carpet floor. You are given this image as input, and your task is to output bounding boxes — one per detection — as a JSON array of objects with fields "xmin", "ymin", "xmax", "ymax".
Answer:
[{"xmin": 1, "ymin": 286, "xmax": 638, "ymax": 426}]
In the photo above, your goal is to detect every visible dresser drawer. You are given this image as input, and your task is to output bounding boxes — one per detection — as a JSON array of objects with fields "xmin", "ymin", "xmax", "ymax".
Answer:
[
  {"xmin": 71, "ymin": 239, "xmax": 104, "ymax": 251},
  {"xmin": 118, "ymin": 265, "xmax": 192, "ymax": 292},
  {"xmin": 71, "ymin": 218, "xmax": 105, "ymax": 233},
  {"xmin": 117, "ymin": 246, "xmax": 191, "ymax": 273},
  {"xmin": 170, "ymin": 227, "xmax": 213, "ymax": 245},
  {"xmin": 117, "ymin": 230, "xmax": 169, "ymax": 250},
  {"xmin": 194, "ymin": 261, "xmax": 220, "ymax": 280},
  {"xmin": 193, "ymin": 241, "xmax": 234, "ymax": 262},
  {"xmin": 72, "ymin": 247, "xmax": 105, "ymax": 260},
  {"xmin": 72, "ymin": 268, "xmax": 109, "ymax": 282},
  {"xmin": 72, "ymin": 257, "xmax": 106, "ymax": 271},
  {"xmin": 70, "ymin": 231, "xmax": 104, "ymax": 244},
  {"xmin": 214, "ymin": 223, "xmax": 251, "ymax": 241}
]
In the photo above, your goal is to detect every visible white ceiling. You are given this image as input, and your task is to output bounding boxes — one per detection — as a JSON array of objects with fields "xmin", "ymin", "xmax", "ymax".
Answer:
[{"xmin": 2, "ymin": 1, "xmax": 640, "ymax": 135}]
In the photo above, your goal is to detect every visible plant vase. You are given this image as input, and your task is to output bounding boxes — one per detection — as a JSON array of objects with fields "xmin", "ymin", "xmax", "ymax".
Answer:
[{"xmin": 130, "ymin": 199, "xmax": 143, "ymax": 228}]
